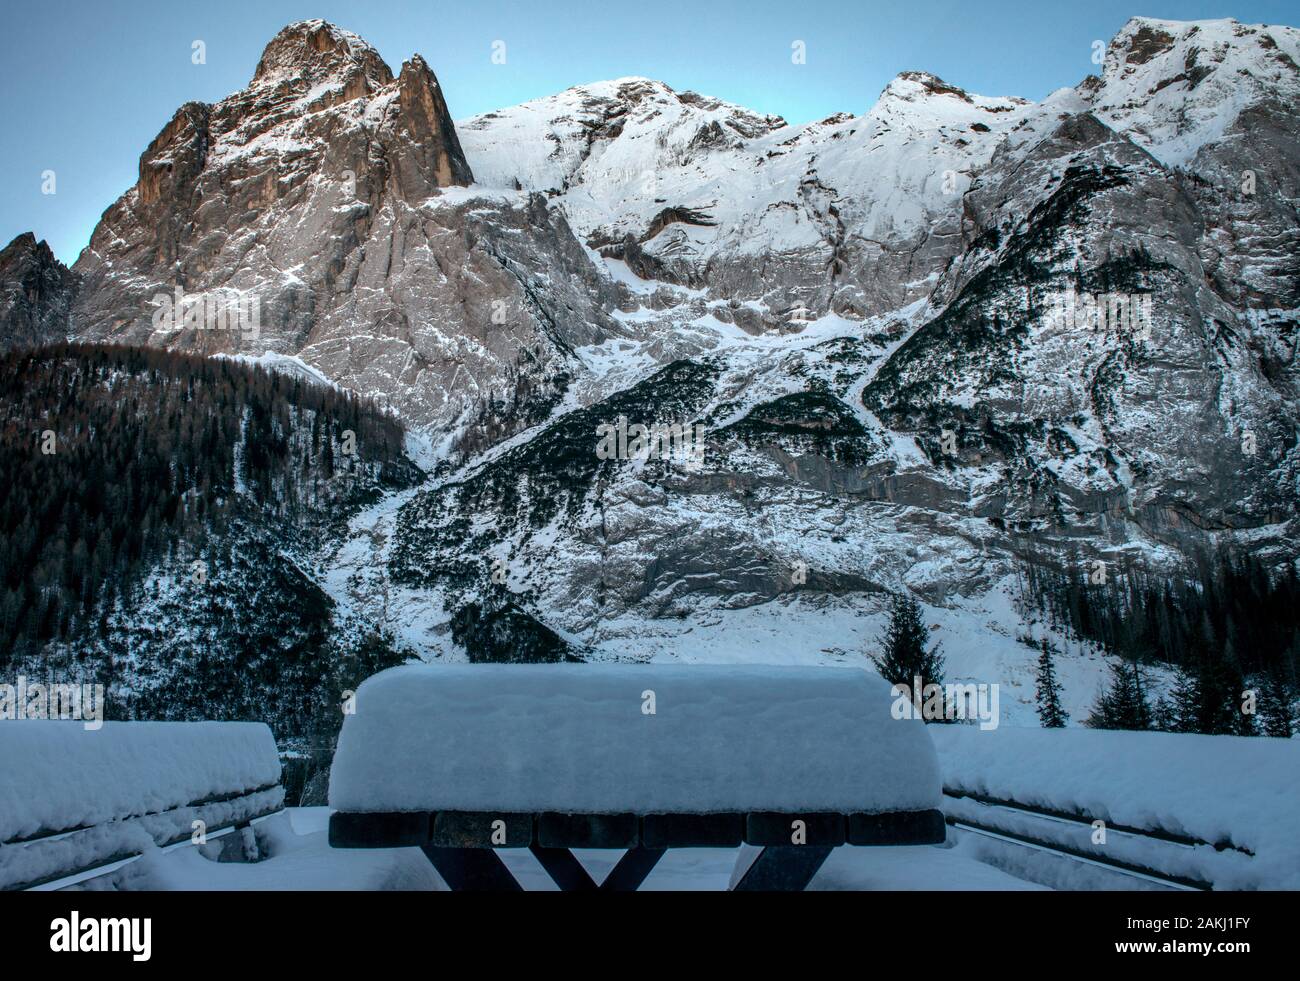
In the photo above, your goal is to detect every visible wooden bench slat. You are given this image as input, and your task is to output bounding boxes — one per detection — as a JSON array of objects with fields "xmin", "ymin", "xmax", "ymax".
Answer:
[
  {"xmin": 947, "ymin": 815, "xmax": 1213, "ymax": 891},
  {"xmin": 942, "ymin": 789, "xmax": 1247, "ymax": 854},
  {"xmin": 328, "ymin": 811, "xmax": 428, "ymax": 849},
  {"xmin": 8, "ymin": 791, "xmax": 285, "ymax": 892},
  {"xmin": 537, "ymin": 812, "xmax": 639, "ymax": 849},
  {"xmin": 642, "ymin": 813, "xmax": 745, "ymax": 848},
  {"xmin": 329, "ymin": 808, "xmax": 947, "ymax": 850},
  {"xmin": 2, "ymin": 781, "xmax": 286, "ymax": 848},
  {"xmin": 430, "ymin": 812, "xmax": 533, "ymax": 848},
  {"xmin": 847, "ymin": 808, "xmax": 946, "ymax": 846}
]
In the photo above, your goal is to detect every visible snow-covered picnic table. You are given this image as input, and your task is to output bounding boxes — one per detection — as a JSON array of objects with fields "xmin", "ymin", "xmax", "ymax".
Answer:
[{"xmin": 328, "ymin": 664, "xmax": 946, "ymax": 890}]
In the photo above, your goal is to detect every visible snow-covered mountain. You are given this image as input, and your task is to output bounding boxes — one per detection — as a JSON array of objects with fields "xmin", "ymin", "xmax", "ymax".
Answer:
[
  {"xmin": 459, "ymin": 71, "xmax": 1030, "ymax": 320},
  {"xmin": 2, "ymin": 16, "xmax": 1298, "ymax": 731}
]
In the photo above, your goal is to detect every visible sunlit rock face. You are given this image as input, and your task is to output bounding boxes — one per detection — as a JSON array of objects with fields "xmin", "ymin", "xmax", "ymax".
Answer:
[{"xmin": 66, "ymin": 19, "xmax": 619, "ymax": 429}]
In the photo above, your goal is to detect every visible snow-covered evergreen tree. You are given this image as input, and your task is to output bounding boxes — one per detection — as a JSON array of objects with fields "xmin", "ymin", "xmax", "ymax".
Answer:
[
  {"xmin": 871, "ymin": 593, "xmax": 945, "ymax": 696},
  {"xmin": 1035, "ymin": 639, "xmax": 1068, "ymax": 728},
  {"xmin": 1086, "ymin": 659, "xmax": 1152, "ymax": 731},
  {"xmin": 1257, "ymin": 671, "xmax": 1296, "ymax": 738}
]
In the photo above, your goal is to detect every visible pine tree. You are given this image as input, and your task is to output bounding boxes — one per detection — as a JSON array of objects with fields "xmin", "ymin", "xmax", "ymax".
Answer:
[
  {"xmin": 1222, "ymin": 631, "xmax": 1255, "ymax": 736},
  {"xmin": 1085, "ymin": 658, "xmax": 1152, "ymax": 731},
  {"xmin": 871, "ymin": 593, "xmax": 946, "ymax": 714},
  {"xmin": 1169, "ymin": 665, "xmax": 1204, "ymax": 733},
  {"xmin": 1257, "ymin": 671, "xmax": 1296, "ymax": 738},
  {"xmin": 1150, "ymin": 692, "xmax": 1177, "ymax": 732},
  {"xmin": 1035, "ymin": 638, "xmax": 1068, "ymax": 728},
  {"xmin": 1197, "ymin": 646, "xmax": 1245, "ymax": 735}
]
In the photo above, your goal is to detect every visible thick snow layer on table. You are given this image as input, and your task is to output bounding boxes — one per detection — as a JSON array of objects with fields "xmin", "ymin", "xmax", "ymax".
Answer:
[
  {"xmin": 932, "ymin": 726, "xmax": 1300, "ymax": 889},
  {"xmin": 0, "ymin": 721, "xmax": 281, "ymax": 842},
  {"xmin": 330, "ymin": 664, "xmax": 940, "ymax": 814}
]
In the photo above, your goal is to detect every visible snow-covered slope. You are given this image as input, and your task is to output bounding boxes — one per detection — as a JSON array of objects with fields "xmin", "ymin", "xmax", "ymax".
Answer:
[
  {"xmin": 1085, "ymin": 16, "xmax": 1300, "ymax": 166},
  {"xmin": 388, "ymin": 15, "xmax": 1297, "ymax": 718},
  {"xmin": 460, "ymin": 72, "xmax": 1031, "ymax": 319}
]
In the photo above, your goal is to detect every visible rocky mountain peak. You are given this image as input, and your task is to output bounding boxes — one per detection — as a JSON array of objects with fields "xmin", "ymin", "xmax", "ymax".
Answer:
[
  {"xmin": 1113, "ymin": 17, "xmax": 1182, "ymax": 65},
  {"xmin": 606, "ymin": 76, "xmax": 672, "ymax": 105},
  {"xmin": 58, "ymin": 20, "xmax": 608, "ymax": 430},
  {"xmin": 1082, "ymin": 16, "xmax": 1300, "ymax": 164},
  {"xmin": 251, "ymin": 19, "xmax": 394, "ymax": 94},
  {"xmin": 873, "ymin": 71, "xmax": 1029, "ymax": 121},
  {"xmin": 392, "ymin": 53, "xmax": 475, "ymax": 190},
  {"xmin": 1109, "ymin": 17, "xmax": 1298, "ymax": 88},
  {"xmin": 0, "ymin": 232, "xmax": 75, "ymax": 351},
  {"xmin": 884, "ymin": 71, "xmax": 974, "ymax": 103},
  {"xmin": 2, "ymin": 231, "xmax": 44, "ymax": 262}
]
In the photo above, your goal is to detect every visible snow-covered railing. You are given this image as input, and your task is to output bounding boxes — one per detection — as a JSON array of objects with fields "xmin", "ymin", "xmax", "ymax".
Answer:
[
  {"xmin": 931, "ymin": 726, "xmax": 1300, "ymax": 891},
  {"xmin": 329, "ymin": 664, "xmax": 946, "ymax": 890},
  {"xmin": 0, "ymin": 721, "xmax": 285, "ymax": 890}
]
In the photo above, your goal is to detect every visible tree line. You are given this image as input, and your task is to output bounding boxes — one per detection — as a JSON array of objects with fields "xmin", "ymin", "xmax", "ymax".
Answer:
[
  {"xmin": 1020, "ymin": 547, "xmax": 1297, "ymax": 736},
  {"xmin": 867, "ymin": 546, "xmax": 1297, "ymax": 737},
  {"xmin": 0, "ymin": 342, "xmax": 414, "ymax": 666}
]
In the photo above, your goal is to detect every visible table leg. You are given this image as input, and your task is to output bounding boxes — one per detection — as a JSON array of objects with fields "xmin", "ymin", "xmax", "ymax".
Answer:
[
  {"xmin": 529, "ymin": 845, "xmax": 598, "ymax": 891},
  {"xmin": 421, "ymin": 844, "xmax": 522, "ymax": 891},
  {"xmin": 731, "ymin": 846, "xmax": 833, "ymax": 891},
  {"xmin": 599, "ymin": 847, "xmax": 667, "ymax": 892}
]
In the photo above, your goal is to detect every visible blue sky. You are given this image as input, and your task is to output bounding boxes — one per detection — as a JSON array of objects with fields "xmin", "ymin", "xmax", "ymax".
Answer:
[{"xmin": 3, "ymin": 0, "xmax": 1297, "ymax": 263}]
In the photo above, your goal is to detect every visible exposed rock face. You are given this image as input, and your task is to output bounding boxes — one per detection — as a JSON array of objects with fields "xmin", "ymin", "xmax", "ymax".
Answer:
[
  {"xmin": 0, "ymin": 233, "xmax": 75, "ymax": 351},
  {"xmin": 1083, "ymin": 18, "xmax": 1300, "ymax": 314},
  {"xmin": 67, "ymin": 19, "xmax": 616, "ymax": 429},
  {"xmin": 380, "ymin": 15, "xmax": 1299, "ymax": 657},
  {"xmin": 867, "ymin": 106, "xmax": 1297, "ymax": 544}
]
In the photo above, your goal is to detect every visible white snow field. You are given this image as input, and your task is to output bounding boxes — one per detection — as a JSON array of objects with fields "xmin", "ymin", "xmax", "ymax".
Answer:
[
  {"xmin": 934, "ymin": 726, "xmax": 1300, "ymax": 889},
  {"xmin": 328, "ymin": 663, "xmax": 939, "ymax": 815}
]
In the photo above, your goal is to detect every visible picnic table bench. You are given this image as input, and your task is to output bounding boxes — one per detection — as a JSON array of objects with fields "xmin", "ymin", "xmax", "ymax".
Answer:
[
  {"xmin": 328, "ymin": 664, "xmax": 946, "ymax": 891},
  {"xmin": 0, "ymin": 721, "xmax": 284, "ymax": 891},
  {"xmin": 930, "ymin": 725, "xmax": 1298, "ymax": 891}
]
